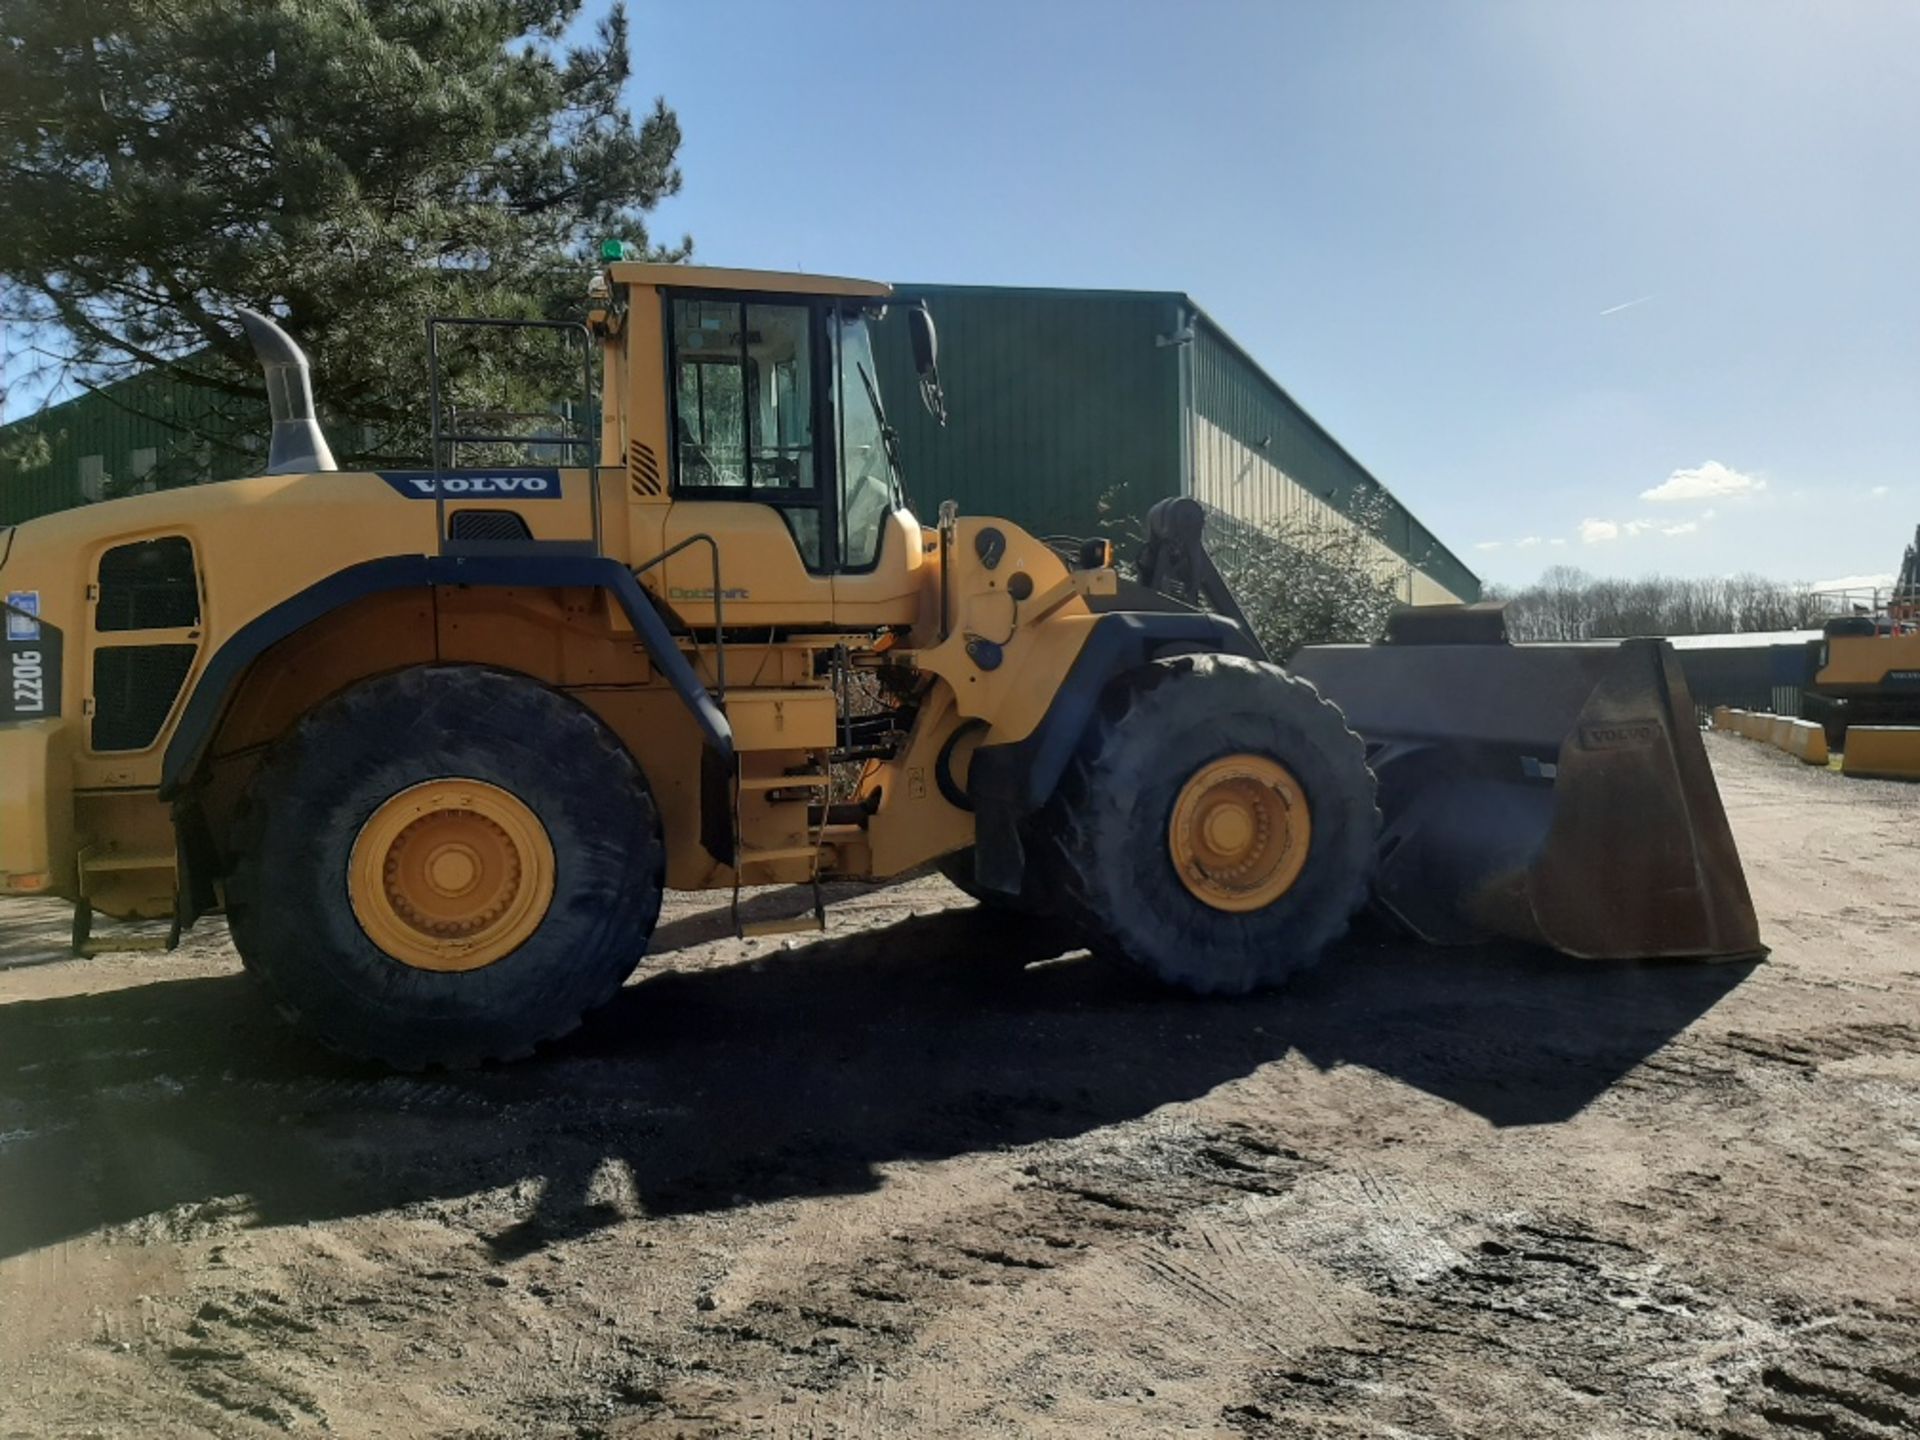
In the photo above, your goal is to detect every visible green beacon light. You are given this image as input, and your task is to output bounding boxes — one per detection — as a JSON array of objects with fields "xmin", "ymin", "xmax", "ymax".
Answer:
[{"xmin": 599, "ymin": 238, "xmax": 629, "ymax": 263}]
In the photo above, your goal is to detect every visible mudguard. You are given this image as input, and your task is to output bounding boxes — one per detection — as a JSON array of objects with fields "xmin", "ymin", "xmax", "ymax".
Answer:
[
  {"xmin": 160, "ymin": 552, "xmax": 732, "ymax": 799},
  {"xmin": 965, "ymin": 609, "xmax": 1261, "ymax": 895}
]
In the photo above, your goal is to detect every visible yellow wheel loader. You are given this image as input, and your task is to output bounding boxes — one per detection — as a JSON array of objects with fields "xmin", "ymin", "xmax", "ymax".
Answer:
[
  {"xmin": 1800, "ymin": 528, "xmax": 1920, "ymax": 749},
  {"xmin": 0, "ymin": 263, "xmax": 1762, "ymax": 1067},
  {"xmin": 1801, "ymin": 616, "xmax": 1920, "ymax": 750}
]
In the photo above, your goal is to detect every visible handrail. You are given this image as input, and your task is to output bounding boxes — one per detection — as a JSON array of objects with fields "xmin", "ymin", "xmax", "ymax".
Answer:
[
  {"xmin": 633, "ymin": 533, "xmax": 728, "ymax": 704},
  {"xmin": 430, "ymin": 431, "xmax": 586, "ymax": 448},
  {"xmin": 426, "ymin": 316, "xmax": 601, "ymax": 559}
]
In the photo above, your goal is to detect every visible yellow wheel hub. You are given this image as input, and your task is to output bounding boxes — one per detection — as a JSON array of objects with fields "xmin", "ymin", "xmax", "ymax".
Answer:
[
  {"xmin": 1168, "ymin": 754, "xmax": 1311, "ymax": 913},
  {"xmin": 348, "ymin": 779, "xmax": 556, "ymax": 972}
]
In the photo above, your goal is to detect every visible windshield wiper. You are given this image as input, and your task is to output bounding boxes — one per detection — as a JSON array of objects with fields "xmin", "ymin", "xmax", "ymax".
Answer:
[{"xmin": 858, "ymin": 360, "xmax": 906, "ymax": 491}]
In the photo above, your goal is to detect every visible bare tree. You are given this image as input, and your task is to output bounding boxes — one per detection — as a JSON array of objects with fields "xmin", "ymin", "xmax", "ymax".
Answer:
[{"xmin": 1487, "ymin": 569, "xmax": 1823, "ymax": 641}]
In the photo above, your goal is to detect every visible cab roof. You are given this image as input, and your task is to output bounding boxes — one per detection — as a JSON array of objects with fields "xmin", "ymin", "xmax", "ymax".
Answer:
[{"xmin": 605, "ymin": 262, "xmax": 890, "ymax": 299}]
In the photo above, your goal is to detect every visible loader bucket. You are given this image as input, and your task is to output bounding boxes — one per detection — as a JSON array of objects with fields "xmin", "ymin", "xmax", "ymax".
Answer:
[{"xmin": 1290, "ymin": 612, "xmax": 1763, "ymax": 961}]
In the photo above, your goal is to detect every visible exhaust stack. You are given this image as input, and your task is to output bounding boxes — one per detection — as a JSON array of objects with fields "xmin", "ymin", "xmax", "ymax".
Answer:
[{"xmin": 236, "ymin": 308, "xmax": 337, "ymax": 475}]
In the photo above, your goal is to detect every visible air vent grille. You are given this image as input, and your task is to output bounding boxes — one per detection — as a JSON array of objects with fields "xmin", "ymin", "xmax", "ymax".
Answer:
[
  {"xmin": 448, "ymin": 510, "xmax": 533, "ymax": 542},
  {"xmin": 91, "ymin": 644, "xmax": 196, "ymax": 752},
  {"xmin": 629, "ymin": 440, "xmax": 663, "ymax": 497},
  {"xmin": 97, "ymin": 537, "xmax": 199, "ymax": 631}
]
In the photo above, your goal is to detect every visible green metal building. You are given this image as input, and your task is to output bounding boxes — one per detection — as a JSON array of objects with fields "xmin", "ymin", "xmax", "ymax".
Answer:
[
  {"xmin": 0, "ymin": 368, "xmax": 262, "ymax": 522},
  {"xmin": 874, "ymin": 285, "xmax": 1478, "ymax": 603},
  {"xmin": 2, "ymin": 284, "xmax": 1477, "ymax": 603}
]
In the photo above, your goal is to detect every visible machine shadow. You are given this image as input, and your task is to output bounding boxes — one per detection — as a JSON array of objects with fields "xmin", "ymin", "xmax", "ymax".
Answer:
[{"xmin": 0, "ymin": 902, "xmax": 1756, "ymax": 1261}]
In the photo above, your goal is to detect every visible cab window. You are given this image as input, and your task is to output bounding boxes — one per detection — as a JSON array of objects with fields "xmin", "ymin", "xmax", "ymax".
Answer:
[
  {"xmin": 670, "ymin": 298, "xmax": 822, "ymax": 566},
  {"xmin": 832, "ymin": 309, "xmax": 896, "ymax": 570}
]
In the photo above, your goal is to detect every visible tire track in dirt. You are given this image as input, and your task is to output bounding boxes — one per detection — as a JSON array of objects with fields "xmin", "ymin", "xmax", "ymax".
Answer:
[
  {"xmin": 1224, "ymin": 1211, "xmax": 1788, "ymax": 1438},
  {"xmin": 74, "ymin": 1120, "xmax": 1320, "ymax": 1437},
  {"xmin": 1703, "ymin": 1310, "xmax": 1920, "ymax": 1439},
  {"xmin": 654, "ymin": 1124, "xmax": 1323, "ymax": 1414}
]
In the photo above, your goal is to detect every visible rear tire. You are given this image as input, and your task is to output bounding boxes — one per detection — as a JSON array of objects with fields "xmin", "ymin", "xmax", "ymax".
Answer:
[
  {"xmin": 227, "ymin": 665, "xmax": 664, "ymax": 1068},
  {"xmin": 1049, "ymin": 653, "xmax": 1377, "ymax": 994},
  {"xmin": 936, "ymin": 849, "xmax": 996, "ymax": 905}
]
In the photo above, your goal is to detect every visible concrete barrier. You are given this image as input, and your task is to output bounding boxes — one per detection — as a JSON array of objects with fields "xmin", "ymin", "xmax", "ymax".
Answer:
[
  {"xmin": 1710, "ymin": 705, "xmax": 1733, "ymax": 732},
  {"xmin": 1785, "ymin": 719, "xmax": 1829, "ymax": 765},
  {"xmin": 1840, "ymin": 726, "xmax": 1920, "ymax": 781},
  {"xmin": 1768, "ymin": 714, "xmax": 1797, "ymax": 750}
]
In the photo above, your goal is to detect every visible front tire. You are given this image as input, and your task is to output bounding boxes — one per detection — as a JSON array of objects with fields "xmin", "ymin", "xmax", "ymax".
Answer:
[
  {"xmin": 1050, "ymin": 653, "xmax": 1378, "ymax": 994},
  {"xmin": 227, "ymin": 665, "xmax": 664, "ymax": 1068}
]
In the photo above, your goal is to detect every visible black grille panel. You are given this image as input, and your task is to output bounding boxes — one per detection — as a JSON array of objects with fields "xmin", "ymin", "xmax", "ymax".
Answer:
[
  {"xmin": 91, "ymin": 644, "xmax": 196, "ymax": 751},
  {"xmin": 97, "ymin": 537, "xmax": 199, "ymax": 631},
  {"xmin": 448, "ymin": 509, "xmax": 533, "ymax": 541},
  {"xmin": 629, "ymin": 439, "xmax": 663, "ymax": 496}
]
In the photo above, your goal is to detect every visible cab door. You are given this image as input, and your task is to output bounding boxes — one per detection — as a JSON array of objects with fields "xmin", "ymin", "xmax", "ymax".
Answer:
[
  {"xmin": 657, "ymin": 293, "xmax": 922, "ymax": 632},
  {"xmin": 827, "ymin": 304, "xmax": 924, "ymax": 630},
  {"xmin": 660, "ymin": 294, "xmax": 837, "ymax": 628}
]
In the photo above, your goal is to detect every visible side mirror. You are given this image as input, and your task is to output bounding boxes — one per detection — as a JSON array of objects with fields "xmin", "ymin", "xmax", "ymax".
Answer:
[{"xmin": 908, "ymin": 303, "xmax": 938, "ymax": 377}]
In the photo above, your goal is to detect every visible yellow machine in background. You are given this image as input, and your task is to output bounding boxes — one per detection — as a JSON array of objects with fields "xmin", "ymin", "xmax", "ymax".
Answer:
[
  {"xmin": 1796, "ymin": 527, "xmax": 1920, "ymax": 766},
  {"xmin": 1805, "ymin": 624, "xmax": 1920, "ymax": 735},
  {"xmin": 0, "ymin": 263, "xmax": 1762, "ymax": 1068}
]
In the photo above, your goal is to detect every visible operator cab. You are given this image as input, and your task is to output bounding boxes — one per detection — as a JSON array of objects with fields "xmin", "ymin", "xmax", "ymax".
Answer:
[
  {"xmin": 597, "ymin": 263, "xmax": 941, "ymax": 629},
  {"xmin": 666, "ymin": 293, "xmax": 895, "ymax": 573}
]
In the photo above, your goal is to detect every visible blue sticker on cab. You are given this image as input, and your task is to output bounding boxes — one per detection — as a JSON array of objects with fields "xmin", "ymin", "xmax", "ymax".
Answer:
[{"xmin": 6, "ymin": 591, "xmax": 40, "ymax": 642}]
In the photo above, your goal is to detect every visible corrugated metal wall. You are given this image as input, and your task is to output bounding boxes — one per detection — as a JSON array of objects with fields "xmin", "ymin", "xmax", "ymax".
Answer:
[
  {"xmin": 0, "ymin": 372, "xmax": 261, "ymax": 525},
  {"xmin": 1187, "ymin": 311, "xmax": 1479, "ymax": 602},
  {"xmin": 876, "ymin": 286, "xmax": 1478, "ymax": 602},
  {"xmin": 873, "ymin": 286, "xmax": 1186, "ymax": 543}
]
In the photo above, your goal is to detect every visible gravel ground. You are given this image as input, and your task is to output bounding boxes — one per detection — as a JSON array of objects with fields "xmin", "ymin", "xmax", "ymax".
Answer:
[{"xmin": 1, "ymin": 733, "xmax": 1917, "ymax": 1439}]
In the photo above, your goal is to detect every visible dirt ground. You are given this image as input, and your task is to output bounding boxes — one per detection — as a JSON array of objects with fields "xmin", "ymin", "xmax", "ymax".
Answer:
[{"xmin": 1, "ymin": 733, "xmax": 1917, "ymax": 1439}]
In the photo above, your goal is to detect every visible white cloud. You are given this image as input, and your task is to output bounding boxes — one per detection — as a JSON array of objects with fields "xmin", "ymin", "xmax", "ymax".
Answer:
[
  {"xmin": 1477, "ymin": 535, "xmax": 1546, "ymax": 552},
  {"xmin": 1641, "ymin": 460, "xmax": 1766, "ymax": 504},
  {"xmin": 1701, "ymin": 508, "xmax": 1717, "ymax": 520},
  {"xmin": 1579, "ymin": 515, "xmax": 1701, "ymax": 544},
  {"xmin": 1549, "ymin": 538, "xmax": 1567, "ymax": 547},
  {"xmin": 1813, "ymin": 571, "xmax": 1896, "ymax": 592},
  {"xmin": 1871, "ymin": 485, "xmax": 1890, "ymax": 498}
]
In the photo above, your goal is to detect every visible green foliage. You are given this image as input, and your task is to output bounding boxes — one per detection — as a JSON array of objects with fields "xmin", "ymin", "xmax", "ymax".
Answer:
[
  {"xmin": 0, "ymin": 424, "xmax": 50, "ymax": 472},
  {"xmin": 0, "ymin": 1, "xmax": 685, "ymax": 473},
  {"xmin": 1099, "ymin": 482, "xmax": 1406, "ymax": 659},
  {"xmin": 1204, "ymin": 490, "xmax": 1406, "ymax": 658}
]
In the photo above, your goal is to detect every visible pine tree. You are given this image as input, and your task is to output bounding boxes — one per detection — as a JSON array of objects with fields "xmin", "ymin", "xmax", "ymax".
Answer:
[{"xmin": 0, "ymin": 1, "xmax": 685, "ymax": 474}]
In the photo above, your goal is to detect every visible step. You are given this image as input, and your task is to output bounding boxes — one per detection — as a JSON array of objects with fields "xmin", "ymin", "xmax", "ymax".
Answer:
[
  {"xmin": 738, "ymin": 913, "xmax": 827, "ymax": 939},
  {"xmin": 79, "ymin": 849, "xmax": 176, "ymax": 875},
  {"xmin": 737, "ymin": 772, "xmax": 832, "ymax": 792},
  {"xmin": 736, "ymin": 843, "xmax": 821, "ymax": 865},
  {"xmin": 75, "ymin": 934, "xmax": 175, "ymax": 958},
  {"xmin": 728, "ymin": 689, "xmax": 837, "ymax": 751}
]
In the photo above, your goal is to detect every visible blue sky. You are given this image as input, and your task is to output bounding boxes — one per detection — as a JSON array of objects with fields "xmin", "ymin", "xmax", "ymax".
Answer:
[
  {"xmin": 630, "ymin": 1, "xmax": 1920, "ymax": 588},
  {"xmin": 5, "ymin": 3, "xmax": 1913, "ymax": 588}
]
